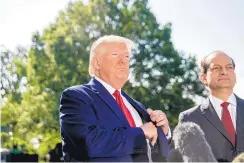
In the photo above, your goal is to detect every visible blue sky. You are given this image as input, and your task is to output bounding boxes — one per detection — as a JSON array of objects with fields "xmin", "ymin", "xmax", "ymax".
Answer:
[{"xmin": 0, "ymin": 0, "xmax": 243, "ymax": 102}]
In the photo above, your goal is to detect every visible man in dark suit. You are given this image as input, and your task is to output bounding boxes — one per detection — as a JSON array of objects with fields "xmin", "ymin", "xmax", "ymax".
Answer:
[
  {"xmin": 178, "ymin": 51, "xmax": 244, "ymax": 161},
  {"xmin": 59, "ymin": 35, "xmax": 170, "ymax": 162}
]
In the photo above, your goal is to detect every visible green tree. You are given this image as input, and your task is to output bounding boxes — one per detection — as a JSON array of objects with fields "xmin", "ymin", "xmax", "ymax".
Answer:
[
  {"xmin": 0, "ymin": 45, "xmax": 27, "ymax": 103},
  {"xmin": 1, "ymin": 0, "xmax": 204, "ymax": 159}
]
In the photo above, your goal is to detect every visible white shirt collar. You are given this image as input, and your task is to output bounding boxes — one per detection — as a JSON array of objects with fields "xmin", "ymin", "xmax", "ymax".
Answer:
[
  {"xmin": 209, "ymin": 93, "xmax": 237, "ymax": 129},
  {"xmin": 209, "ymin": 93, "xmax": 237, "ymax": 108},
  {"xmin": 94, "ymin": 76, "xmax": 121, "ymax": 95}
]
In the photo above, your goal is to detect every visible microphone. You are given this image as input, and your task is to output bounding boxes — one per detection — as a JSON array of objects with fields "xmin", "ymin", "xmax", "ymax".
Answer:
[
  {"xmin": 167, "ymin": 148, "xmax": 183, "ymax": 162},
  {"xmin": 232, "ymin": 152, "xmax": 244, "ymax": 162},
  {"xmin": 172, "ymin": 122, "xmax": 217, "ymax": 162}
]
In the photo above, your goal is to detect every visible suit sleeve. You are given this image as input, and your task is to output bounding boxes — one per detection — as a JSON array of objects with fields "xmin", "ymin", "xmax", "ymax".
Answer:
[
  {"xmin": 178, "ymin": 112, "xmax": 186, "ymax": 124},
  {"xmin": 60, "ymin": 89, "xmax": 148, "ymax": 158}
]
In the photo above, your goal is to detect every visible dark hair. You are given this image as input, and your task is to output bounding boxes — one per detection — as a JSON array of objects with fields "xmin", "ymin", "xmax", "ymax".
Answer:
[{"xmin": 200, "ymin": 51, "xmax": 235, "ymax": 74}]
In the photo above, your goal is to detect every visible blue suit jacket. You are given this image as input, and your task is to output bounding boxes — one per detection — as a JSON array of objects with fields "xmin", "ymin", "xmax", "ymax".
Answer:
[{"xmin": 60, "ymin": 78, "xmax": 169, "ymax": 162}]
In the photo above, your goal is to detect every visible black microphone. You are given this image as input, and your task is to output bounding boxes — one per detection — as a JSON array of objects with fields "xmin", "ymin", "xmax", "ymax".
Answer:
[
  {"xmin": 167, "ymin": 148, "xmax": 183, "ymax": 162},
  {"xmin": 172, "ymin": 122, "xmax": 217, "ymax": 162}
]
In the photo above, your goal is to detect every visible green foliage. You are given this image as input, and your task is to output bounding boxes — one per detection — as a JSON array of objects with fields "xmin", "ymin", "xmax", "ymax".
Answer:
[
  {"xmin": 0, "ymin": 46, "xmax": 27, "ymax": 103},
  {"xmin": 1, "ymin": 0, "xmax": 204, "ymax": 159}
]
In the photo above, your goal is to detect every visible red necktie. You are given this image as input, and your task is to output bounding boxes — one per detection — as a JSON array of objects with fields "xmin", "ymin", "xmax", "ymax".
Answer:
[
  {"xmin": 113, "ymin": 90, "xmax": 136, "ymax": 127},
  {"xmin": 221, "ymin": 102, "xmax": 235, "ymax": 146}
]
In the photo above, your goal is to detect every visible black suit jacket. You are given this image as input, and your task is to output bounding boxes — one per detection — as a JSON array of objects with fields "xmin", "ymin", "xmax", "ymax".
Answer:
[{"xmin": 178, "ymin": 95, "xmax": 244, "ymax": 162}]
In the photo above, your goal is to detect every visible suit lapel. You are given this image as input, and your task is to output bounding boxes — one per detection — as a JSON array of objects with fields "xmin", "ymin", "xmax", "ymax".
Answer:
[
  {"xmin": 235, "ymin": 95, "xmax": 244, "ymax": 151},
  {"xmin": 121, "ymin": 91, "xmax": 150, "ymax": 122},
  {"xmin": 89, "ymin": 78, "xmax": 130, "ymax": 127},
  {"xmin": 200, "ymin": 98, "xmax": 232, "ymax": 144}
]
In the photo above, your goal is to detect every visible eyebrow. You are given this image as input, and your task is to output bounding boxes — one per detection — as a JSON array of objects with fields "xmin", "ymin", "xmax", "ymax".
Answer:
[
  {"xmin": 212, "ymin": 63, "xmax": 233, "ymax": 67},
  {"xmin": 109, "ymin": 50, "xmax": 129, "ymax": 54}
]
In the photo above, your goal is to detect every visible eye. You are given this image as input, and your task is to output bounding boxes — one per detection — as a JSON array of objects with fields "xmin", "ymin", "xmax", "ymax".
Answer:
[
  {"xmin": 227, "ymin": 65, "xmax": 234, "ymax": 69},
  {"xmin": 111, "ymin": 53, "xmax": 118, "ymax": 56},
  {"xmin": 213, "ymin": 67, "xmax": 220, "ymax": 70},
  {"xmin": 210, "ymin": 66, "xmax": 221, "ymax": 72}
]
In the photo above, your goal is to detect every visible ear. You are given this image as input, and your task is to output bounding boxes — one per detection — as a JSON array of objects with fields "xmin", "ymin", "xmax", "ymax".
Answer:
[
  {"xmin": 94, "ymin": 58, "xmax": 100, "ymax": 70},
  {"xmin": 234, "ymin": 73, "xmax": 237, "ymax": 84},
  {"xmin": 200, "ymin": 73, "xmax": 207, "ymax": 85}
]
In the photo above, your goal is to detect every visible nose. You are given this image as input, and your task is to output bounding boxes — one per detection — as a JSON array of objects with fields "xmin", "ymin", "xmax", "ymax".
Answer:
[
  {"xmin": 220, "ymin": 67, "xmax": 228, "ymax": 75},
  {"xmin": 119, "ymin": 55, "xmax": 128, "ymax": 63}
]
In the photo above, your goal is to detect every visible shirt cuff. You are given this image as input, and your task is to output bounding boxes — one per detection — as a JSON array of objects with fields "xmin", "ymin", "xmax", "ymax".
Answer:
[{"xmin": 166, "ymin": 126, "xmax": 171, "ymax": 139}]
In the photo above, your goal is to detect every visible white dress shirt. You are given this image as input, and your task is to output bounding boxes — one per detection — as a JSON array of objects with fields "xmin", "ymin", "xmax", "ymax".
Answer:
[{"xmin": 209, "ymin": 93, "xmax": 237, "ymax": 130}]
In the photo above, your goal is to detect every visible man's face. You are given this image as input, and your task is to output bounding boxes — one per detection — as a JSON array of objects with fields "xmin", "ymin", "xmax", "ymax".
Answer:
[
  {"xmin": 201, "ymin": 53, "xmax": 236, "ymax": 91},
  {"xmin": 95, "ymin": 42, "xmax": 130, "ymax": 88}
]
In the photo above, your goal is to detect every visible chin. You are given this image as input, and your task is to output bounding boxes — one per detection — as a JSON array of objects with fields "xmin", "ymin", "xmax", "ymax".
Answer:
[
  {"xmin": 117, "ymin": 74, "xmax": 128, "ymax": 80},
  {"xmin": 118, "ymin": 77, "xmax": 128, "ymax": 82},
  {"xmin": 218, "ymin": 85, "xmax": 234, "ymax": 89},
  {"xmin": 217, "ymin": 81, "xmax": 232, "ymax": 86}
]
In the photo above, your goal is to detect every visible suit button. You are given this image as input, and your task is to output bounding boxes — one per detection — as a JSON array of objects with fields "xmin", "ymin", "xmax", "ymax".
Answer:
[
  {"xmin": 230, "ymin": 148, "xmax": 236, "ymax": 155},
  {"xmin": 150, "ymin": 144, "xmax": 154, "ymax": 149}
]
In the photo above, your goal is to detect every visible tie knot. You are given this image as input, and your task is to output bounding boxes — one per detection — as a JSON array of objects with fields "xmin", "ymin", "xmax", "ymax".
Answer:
[
  {"xmin": 113, "ymin": 90, "xmax": 120, "ymax": 97},
  {"xmin": 221, "ymin": 102, "xmax": 229, "ymax": 109}
]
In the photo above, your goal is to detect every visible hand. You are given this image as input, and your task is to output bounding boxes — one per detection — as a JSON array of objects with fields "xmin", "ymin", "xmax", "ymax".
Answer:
[
  {"xmin": 147, "ymin": 108, "xmax": 169, "ymax": 135},
  {"xmin": 140, "ymin": 122, "xmax": 158, "ymax": 146}
]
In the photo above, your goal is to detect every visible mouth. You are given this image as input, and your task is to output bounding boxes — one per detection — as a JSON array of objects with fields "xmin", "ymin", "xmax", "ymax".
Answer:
[
  {"xmin": 117, "ymin": 68, "xmax": 127, "ymax": 70},
  {"xmin": 218, "ymin": 78, "xmax": 230, "ymax": 81}
]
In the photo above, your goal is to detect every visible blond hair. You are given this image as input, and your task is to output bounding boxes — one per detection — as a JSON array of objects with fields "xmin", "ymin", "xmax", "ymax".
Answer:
[{"xmin": 88, "ymin": 35, "xmax": 135, "ymax": 76}]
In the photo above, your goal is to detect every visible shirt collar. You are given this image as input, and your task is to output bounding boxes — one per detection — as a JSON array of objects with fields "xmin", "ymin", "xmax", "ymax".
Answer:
[
  {"xmin": 227, "ymin": 93, "xmax": 237, "ymax": 106},
  {"xmin": 209, "ymin": 93, "xmax": 237, "ymax": 108},
  {"xmin": 94, "ymin": 76, "xmax": 121, "ymax": 95}
]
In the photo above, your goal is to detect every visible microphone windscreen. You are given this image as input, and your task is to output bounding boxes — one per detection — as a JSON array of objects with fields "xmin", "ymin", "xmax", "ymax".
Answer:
[
  {"xmin": 167, "ymin": 148, "xmax": 183, "ymax": 162},
  {"xmin": 173, "ymin": 122, "xmax": 216, "ymax": 162}
]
